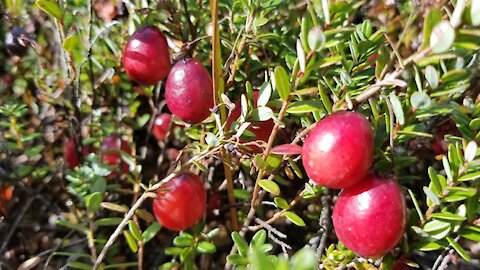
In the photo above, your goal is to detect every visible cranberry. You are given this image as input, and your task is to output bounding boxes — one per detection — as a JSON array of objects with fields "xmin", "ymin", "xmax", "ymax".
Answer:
[
  {"xmin": 100, "ymin": 136, "xmax": 131, "ymax": 176},
  {"xmin": 227, "ymin": 92, "xmax": 275, "ymax": 150},
  {"xmin": 64, "ymin": 138, "xmax": 89, "ymax": 169},
  {"xmin": 122, "ymin": 26, "xmax": 171, "ymax": 85},
  {"xmin": 332, "ymin": 174, "xmax": 407, "ymax": 258},
  {"xmin": 206, "ymin": 192, "xmax": 221, "ymax": 219},
  {"xmin": 302, "ymin": 111, "xmax": 374, "ymax": 189},
  {"xmin": 165, "ymin": 58, "xmax": 214, "ymax": 124},
  {"xmin": 153, "ymin": 173, "xmax": 206, "ymax": 231},
  {"xmin": 152, "ymin": 113, "xmax": 172, "ymax": 141}
]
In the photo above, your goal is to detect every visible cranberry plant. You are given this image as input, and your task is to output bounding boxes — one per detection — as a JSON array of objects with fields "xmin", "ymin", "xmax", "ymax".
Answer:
[{"xmin": 0, "ymin": 0, "xmax": 480, "ymax": 270}]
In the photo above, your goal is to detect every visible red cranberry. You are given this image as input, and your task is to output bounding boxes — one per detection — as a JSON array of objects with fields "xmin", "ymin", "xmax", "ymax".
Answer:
[
  {"xmin": 64, "ymin": 138, "xmax": 89, "ymax": 169},
  {"xmin": 206, "ymin": 192, "xmax": 221, "ymax": 219},
  {"xmin": 152, "ymin": 113, "xmax": 172, "ymax": 141},
  {"xmin": 122, "ymin": 26, "xmax": 171, "ymax": 85},
  {"xmin": 227, "ymin": 92, "xmax": 275, "ymax": 151},
  {"xmin": 302, "ymin": 111, "xmax": 374, "ymax": 189},
  {"xmin": 165, "ymin": 58, "xmax": 214, "ymax": 124},
  {"xmin": 100, "ymin": 136, "xmax": 131, "ymax": 176},
  {"xmin": 153, "ymin": 173, "xmax": 206, "ymax": 231},
  {"xmin": 332, "ymin": 174, "xmax": 407, "ymax": 258}
]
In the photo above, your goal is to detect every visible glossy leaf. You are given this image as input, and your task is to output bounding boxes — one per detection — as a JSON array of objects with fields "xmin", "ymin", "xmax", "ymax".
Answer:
[
  {"xmin": 258, "ymin": 179, "xmax": 280, "ymax": 196},
  {"xmin": 284, "ymin": 211, "xmax": 305, "ymax": 226},
  {"xmin": 274, "ymin": 66, "xmax": 290, "ymax": 101}
]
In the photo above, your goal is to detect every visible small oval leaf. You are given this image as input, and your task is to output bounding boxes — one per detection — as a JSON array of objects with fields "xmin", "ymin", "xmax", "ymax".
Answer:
[
  {"xmin": 258, "ymin": 180, "xmax": 280, "ymax": 196},
  {"xmin": 284, "ymin": 211, "xmax": 305, "ymax": 226}
]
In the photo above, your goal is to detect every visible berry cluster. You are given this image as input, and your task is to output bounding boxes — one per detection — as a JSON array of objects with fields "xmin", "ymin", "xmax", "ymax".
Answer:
[{"xmin": 302, "ymin": 111, "xmax": 407, "ymax": 258}]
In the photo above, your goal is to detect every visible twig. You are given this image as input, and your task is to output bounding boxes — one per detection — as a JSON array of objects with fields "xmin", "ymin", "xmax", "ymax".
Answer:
[
  {"xmin": 211, "ymin": 0, "xmax": 239, "ymax": 231},
  {"xmin": 250, "ymin": 97, "xmax": 291, "ymax": 208},
  {"xmin": 225, "ymin": 10, "xmax": 254, "ymax": 90},
  {"xmin": 316, "ymin": 190, "xmax": 331, "ymax": 266},
  {"xmin": 180, "ymin": 0, "xmax": 196, "ymax": 40},
  {"xmin": 248, "ymin": 190, "xmax": 306, "ymax": 231}
]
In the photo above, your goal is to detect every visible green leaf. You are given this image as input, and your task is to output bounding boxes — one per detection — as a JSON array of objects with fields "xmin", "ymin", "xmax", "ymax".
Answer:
[
  {"xmin": 227, "ymin": 254, "xmax": 249, "ymax": 265},
  {"xmin": 56, "ymin": 220, "xmax": 88, "ymax": 233},
  {"xmin": 307, "ymin": 27, "xmax": 325, "ymax": 52},
  {"xmin": 274, "ymin": 197, "xmax": 289, "ymax": 209},
  {"xmin": 446, "ymin": 236, "xmax": 471, "ymax": 261},
  {"xmin": 62, "ymin": 34, "xmax": 79, "ymax": 52},
  {"xmin": 429, "ymin": 212, "xmax": 467, "ymax": 221},
  {"xmin": 464, "ymin": 141, "xmax": 478, "ymax": 162},
  {"xmin": 196, "ymin": 241, "xmax": 217, "ymax": 254},
  {"xmin": 458, "ymin": 171, "xmax": 480, "ymax": 181},
  {"xmin": 174, "ymin": 234, "xmax": 194, "ymax": 247},
  {"xmin": 423, "ymin": 186, "xmax": 440, "ymax": 205},
  {"xmin": 231, "ymin": 232, "xmax": 248, "ymax": 257},
  {"xmin": 389, "ymin": 92, "xmax": 405, "ymax": 125},
  {"xmin": 274, "ymin": 66, "xmax": 290, "ymax": 101},
  {"xmin": 101, "ymin": 202, "xmax": 128, "ymax": 213},
  {"xmin": 411, "ymin": 241, "xmax": 443, "ymax": 251},
  {"xmin": 205, "ymin": 132, "xmax": 220, "ymax": 147},
  {"xmin": 428, "ymin": 167, "xmax": 443, "ymax": 195},
  {"xmin": 251, "ymin": 230, "xmax": 267, "ymax": 247},
  {"xmin": 430, "ymin": 20, "xmax": 455, "ymax": 53},
  {"xmin": 103, "ymin": 262, "xmax": 139, "ymax": 269},
  {"xmin": 287, "ymin": 100, "xmax": 324, "ymax": 114},
  {"xmin": 192, "ymin": 160, "xmax": 207, "ymax": 172},
  {"xmin": 297, "ymin": 39, "xmax": 306, "ymax": 72},
  {"xmin": 86, "ymin": 192, "xmax": 102, "ymax": 213},
  {"xmin": 123, "ymin": 231, "xmax": 138, "ymax": 253},
  {"xmin": 290, "ymin": 247, "xmax": 317, "ymax": 270},
  {"xmin": 258, "ymin": 179, "xmax": 280, "ymax": 196},
  {"xmin": 142, "ymin": 222, "xmax": 162, "ymax": 243},
  {"xmin": 128, "ymin": 221, "xmax": 143, "ymax": 242},
  {"xmin": 35, "ymin": 0, "xmax": 62, "ymax": 19},
  {"xmin": 94, "ymin": 217, "xmax": 123, "ymax": 227},
  {"xmin": 318, "ymin": 83, "xmax": 332, "ymax": 114},
  {"xmin": 250, "ymin": 107, "xmax": 274, "ymax": 122},
  {"xmin": 423, "ymin": 219, "xmax": 450, "ymax": 233},
  {"xmin": 165, "ymin": 247, "xmax": 184, "ymax": 255},
  {"xmin": 411, "ymin": 92, "xmax": 431, "ymax": 110},
  {"xmin": 136, "ymin": 114, "xmax": 150, "ymax": 128},
  {"xmin": 284, "ymin": 211, "xmax": 305, "ymax": 226},
  {"xmin": 67, "ymin": 262, "xmax": 92, "ymax": 270}
]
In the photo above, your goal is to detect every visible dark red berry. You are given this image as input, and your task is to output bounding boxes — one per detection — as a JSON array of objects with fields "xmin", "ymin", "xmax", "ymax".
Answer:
[
  {"xmin": 227, "ymin": 92, "xmax": 275, "ymax": 151},
  {"xmin": 302, "ymin": 111, "xmax": 374, "ymax": 189},
  {"xmin": 165, "ymin": 58, "xmax": 213, "ymax": 124},
  {"xmin": 64, "ymin": 138, "xmax": 89, "ymax": 169},
  {"xmin": 123, "ymin": 26, "xmax": 171, "ymax": 85},
  {"xmin": 332, "ymin": 174, "xmax": 407, "ymax": 258},
  {"xmin": 100, "ymin": 136, "xmax": 131, "ymax": 176},
  {"xmin": 152, "ymin": 113, "xmax": 172, "ymax": 141},
  {"xmin": 153, "ymin": 173, "xmax": 206, "ymax": 231}
]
